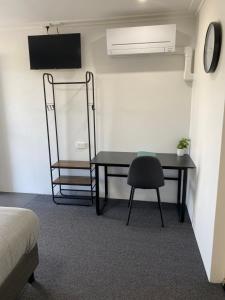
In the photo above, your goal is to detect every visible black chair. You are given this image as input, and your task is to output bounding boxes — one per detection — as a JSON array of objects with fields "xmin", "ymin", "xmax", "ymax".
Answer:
[{"xmin": 126, "ymin": 156, "xmax": 165, "ymax": 227}]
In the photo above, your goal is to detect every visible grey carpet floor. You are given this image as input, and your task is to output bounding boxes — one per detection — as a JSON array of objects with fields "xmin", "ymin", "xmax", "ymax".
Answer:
[{"xmin": 0, "ymin": 192, "xmax": 224, "ymax": 300}]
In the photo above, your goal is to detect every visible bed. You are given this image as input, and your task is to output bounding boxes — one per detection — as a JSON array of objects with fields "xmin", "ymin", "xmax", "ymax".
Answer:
[{"xmin": 0, "ymin": 207, "xmax": 39, "ymax": 300}]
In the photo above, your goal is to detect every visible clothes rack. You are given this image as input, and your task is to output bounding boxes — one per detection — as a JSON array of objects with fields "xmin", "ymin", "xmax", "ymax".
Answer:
[{"xmin": 43, "ymin": 71, "xmax": 96, "ymax": 205}]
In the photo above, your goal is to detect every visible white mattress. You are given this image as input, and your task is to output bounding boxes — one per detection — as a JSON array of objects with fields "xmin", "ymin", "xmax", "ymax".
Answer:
[{"xmin": 0, "ymin": 207, "xmax": 39, "ymax": 286}]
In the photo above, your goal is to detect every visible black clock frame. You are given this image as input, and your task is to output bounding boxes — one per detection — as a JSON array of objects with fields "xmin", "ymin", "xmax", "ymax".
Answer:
[{"xmin": 204, "ymin": 22, "xmax": 222, "ymax": 73}]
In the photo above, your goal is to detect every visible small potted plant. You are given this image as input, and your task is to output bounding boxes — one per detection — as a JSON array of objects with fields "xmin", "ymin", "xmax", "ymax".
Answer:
[{"xmin": 177, "ymin": 138, "xmax": 190, "ymax": 156}]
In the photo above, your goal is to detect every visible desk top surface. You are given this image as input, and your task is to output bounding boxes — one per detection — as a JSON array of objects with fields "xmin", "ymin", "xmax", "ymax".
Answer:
[{"xmin": 92, "ymin": 151, "xmax": 196, "ymax": 169}]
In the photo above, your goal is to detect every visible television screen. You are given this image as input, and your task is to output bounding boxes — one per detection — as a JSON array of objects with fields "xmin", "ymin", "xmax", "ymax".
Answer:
[{"xmin": 28, "ymin": 33, "xmax": 81, "ymax": 69}]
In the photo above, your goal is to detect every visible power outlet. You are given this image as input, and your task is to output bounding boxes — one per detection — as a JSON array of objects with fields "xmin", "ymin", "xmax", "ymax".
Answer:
[{"xmin": 76, "ymin": 141, "xmax": 88, "ymax": 150}]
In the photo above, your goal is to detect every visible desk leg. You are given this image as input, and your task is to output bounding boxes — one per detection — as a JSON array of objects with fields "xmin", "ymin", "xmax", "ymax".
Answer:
[
  {"xmin": 104, "ymin": 166, "xmax": 108, "ymax": 202},
  {"xmin": 95, "ymin": 165, "xmax": 100, "ymax": 215},
  {"xmin": 177, "ymin": 169, "xmax": 182, "ymax": 207},
  {"xmin": 181, "ymin": 169, "xmax": 187, "ymax": 222}
]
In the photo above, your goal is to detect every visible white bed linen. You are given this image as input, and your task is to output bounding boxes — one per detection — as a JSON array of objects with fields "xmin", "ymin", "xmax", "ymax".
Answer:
[{"xmin": 0, "ymin": 207, "xmax": 39, "ymax": 286}]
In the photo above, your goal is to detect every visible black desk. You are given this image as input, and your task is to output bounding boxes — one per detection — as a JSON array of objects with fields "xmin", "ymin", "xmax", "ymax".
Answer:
[{"xmin": 91, "ymin": 151, "xmax": 196, "ymax": 222}]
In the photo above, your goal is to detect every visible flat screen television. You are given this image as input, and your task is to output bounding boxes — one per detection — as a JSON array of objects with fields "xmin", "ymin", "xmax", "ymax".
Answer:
[{"xmin": 28, "ymin": 33, "xmax": 81, "ymax": 69}]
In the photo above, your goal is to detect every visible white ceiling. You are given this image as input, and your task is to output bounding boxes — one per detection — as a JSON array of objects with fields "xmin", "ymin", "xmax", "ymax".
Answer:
[{"xmin": 0, "ymin": 0, "xmax": 203, "ymax": 26}]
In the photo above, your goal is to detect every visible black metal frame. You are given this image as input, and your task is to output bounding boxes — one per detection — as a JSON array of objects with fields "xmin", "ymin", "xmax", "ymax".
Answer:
[
  {"xmin": 43, "ymin": 71, "xmax": 97, "ymax": 205},
  {"xmin": 95, "ymin": 165, "xmax": 188, "ymax": 222}
]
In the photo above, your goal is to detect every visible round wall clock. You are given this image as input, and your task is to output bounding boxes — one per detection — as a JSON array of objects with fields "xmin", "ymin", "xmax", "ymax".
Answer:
[{"xmin": 204, "ymin": 22, "xmax": 222, "ymax": 73}]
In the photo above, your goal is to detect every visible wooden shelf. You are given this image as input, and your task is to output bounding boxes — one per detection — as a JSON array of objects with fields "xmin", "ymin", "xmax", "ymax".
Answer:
[
  {"xmin": 51, "ymin": 160, "xmax": 90, "ymax": 169},
  {"xmin": 53, "ymin": 176, "xmax": 94, "ymax": 186}
]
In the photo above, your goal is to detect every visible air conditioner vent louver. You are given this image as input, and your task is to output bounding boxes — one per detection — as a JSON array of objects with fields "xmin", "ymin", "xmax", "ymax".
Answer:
[{"xmin": 107, "ymin": 24, "xmax": 176, "ymax": 55}]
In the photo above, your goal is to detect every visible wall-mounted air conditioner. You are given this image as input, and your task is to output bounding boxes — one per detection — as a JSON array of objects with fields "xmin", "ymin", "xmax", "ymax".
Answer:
[{"xmin": 106, "ymin": 24, "xmax": 176, "ymax": 55}]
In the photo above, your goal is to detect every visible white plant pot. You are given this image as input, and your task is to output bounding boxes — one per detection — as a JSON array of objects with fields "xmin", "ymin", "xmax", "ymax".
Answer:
[{"xmin": 177, "ymin": 148, "xmax": 185, "ymax": 156}]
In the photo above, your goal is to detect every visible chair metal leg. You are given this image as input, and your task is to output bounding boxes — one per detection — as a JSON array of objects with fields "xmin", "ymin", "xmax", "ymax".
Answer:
[
  {"xmin": 156, "ymin": 188, "xmax": 164, "ymax": 228},
  {"xmin": 126, "ymin": 187, "xmax": 135, "ymax": 226},
  {"xmin": 128, "ymin": 187, "xmax": 133, "ymax": 207}
]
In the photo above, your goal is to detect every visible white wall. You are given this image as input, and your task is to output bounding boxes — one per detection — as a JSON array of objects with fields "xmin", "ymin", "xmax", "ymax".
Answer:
[
  {"xmin": 0, "ymin": 16, "xmax": 196, "ymax": 203},
  {"xmin": 211, "ymin": 110, "xmax": 225, "ymax": 282},
  {"xmin": 188, "ymin": 0, "xmax": 225, "ymax": 282}
]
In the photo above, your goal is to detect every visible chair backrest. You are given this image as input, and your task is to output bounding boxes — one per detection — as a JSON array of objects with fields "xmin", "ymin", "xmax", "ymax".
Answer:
[{"xmin": 127, "ymin": 156, "xmax": 164, "ymax": 189}]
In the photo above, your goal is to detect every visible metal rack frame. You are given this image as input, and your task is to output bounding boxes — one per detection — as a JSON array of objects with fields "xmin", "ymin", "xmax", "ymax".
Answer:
[{"xmin": 43, "ymin": 71, "xmax": 97, "ymax": 205}]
